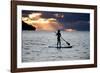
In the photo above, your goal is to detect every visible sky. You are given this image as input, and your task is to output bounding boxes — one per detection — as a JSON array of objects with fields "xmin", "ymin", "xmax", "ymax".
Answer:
[{"xmin": 22, "ymin": 10, "xmax": 90, "ymax": 31}]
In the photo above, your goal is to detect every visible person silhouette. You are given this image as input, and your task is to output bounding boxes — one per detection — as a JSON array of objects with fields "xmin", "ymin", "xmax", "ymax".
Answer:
[{"xmin": 56, "ymin": 30, "xmax": 61, "ymax": 49}]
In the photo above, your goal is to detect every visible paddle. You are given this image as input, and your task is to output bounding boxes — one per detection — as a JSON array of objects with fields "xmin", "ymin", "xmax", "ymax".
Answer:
[{"xmin": 61, "ymin": 37, "xmax": 70, "ymax": 46}]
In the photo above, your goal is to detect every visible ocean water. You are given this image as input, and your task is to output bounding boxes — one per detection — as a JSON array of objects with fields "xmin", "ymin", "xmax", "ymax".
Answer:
[{"xmin": 22, "ymin": 31, "xmax": 90, "ymax": 62}]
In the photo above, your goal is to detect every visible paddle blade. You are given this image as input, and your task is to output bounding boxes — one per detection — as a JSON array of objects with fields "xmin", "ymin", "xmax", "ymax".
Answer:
[{"xmin": 66, "ymin": 42, "xmax": 70, "ymax": 45}]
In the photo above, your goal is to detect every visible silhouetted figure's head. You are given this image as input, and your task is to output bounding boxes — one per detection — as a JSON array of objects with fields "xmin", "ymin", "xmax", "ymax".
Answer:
[{"xmin": 58, "ymin": 30, "xmax": 61, "ymax": 33}]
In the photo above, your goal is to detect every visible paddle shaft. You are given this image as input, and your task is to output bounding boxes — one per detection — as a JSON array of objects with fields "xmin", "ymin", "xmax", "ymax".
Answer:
[{"xmin": 61, "ymin": 37, "xmax": 70, "ymax": 45}]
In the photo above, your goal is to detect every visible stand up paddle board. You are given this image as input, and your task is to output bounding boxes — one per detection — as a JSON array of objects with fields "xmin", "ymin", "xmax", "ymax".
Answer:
[{"xmin": 48, "ymin": 45, "xmax": 73, "ymax": 48}]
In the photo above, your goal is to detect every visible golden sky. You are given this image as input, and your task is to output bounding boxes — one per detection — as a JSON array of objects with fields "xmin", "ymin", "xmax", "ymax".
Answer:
[{"xmin": 22, "ymin": 12, "xmax": 64, "ymax": 31}]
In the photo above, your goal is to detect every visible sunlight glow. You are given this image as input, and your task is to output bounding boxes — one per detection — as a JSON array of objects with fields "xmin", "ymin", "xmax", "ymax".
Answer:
[{"xmin": 22, "ymin": 13, "xmax": 63, "ymax": 31}]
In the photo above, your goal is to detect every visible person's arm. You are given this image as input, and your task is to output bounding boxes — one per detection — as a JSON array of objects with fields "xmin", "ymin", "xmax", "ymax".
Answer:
[
  {"xmin": 60, "ymin": 33, "xmax": 61, "ymax": 37},
  {"xmin": 56, "ymin": 32, "xmax": 58, "ymax": 36}
]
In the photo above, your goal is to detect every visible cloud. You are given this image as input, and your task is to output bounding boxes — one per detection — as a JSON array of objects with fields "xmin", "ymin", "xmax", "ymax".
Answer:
[
  {"xmin": 54, "ymin": 13, "xmax": 64, "ymax": 18},
  {"xmin": 22, "ymin": 13, "xmax": 63, "ymax": 31},
  {"xmin": 64, "ymin": 29, "xmax": 76, "ymax": 32},
  {"xmin": 28, "ymin": 13, "xmax": 42, "ymax": 20}
]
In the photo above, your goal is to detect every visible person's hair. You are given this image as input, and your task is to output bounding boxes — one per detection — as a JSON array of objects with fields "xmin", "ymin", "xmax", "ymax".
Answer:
[{"xmin": 58, "ymin": 30, "xmax": 60, "ymax": 32}]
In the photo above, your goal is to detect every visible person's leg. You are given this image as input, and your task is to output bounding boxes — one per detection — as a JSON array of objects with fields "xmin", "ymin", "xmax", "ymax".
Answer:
[
  {"xmin": 59, "ymin": 41, "xmax": 61, "ymax": 48},
  {"xmin": 57, "ymin": 41, "xmax": 58, "ymax": 48},
  {"xmin": 58, "ymin": 41, "xmax": 61, "ymax": 49}
]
